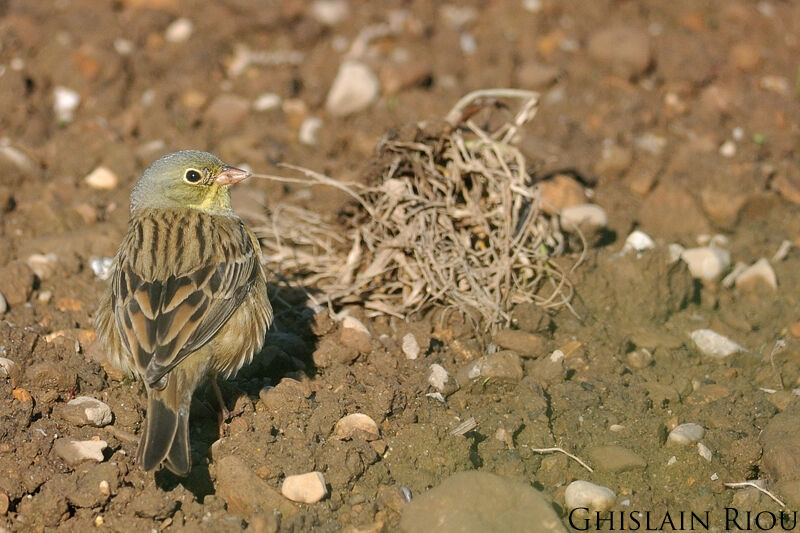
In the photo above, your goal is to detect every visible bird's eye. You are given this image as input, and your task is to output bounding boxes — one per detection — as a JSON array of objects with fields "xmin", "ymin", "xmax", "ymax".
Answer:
[{"xmin": 184, "ymin": 169, "xmax": 202, "ymax": 183}]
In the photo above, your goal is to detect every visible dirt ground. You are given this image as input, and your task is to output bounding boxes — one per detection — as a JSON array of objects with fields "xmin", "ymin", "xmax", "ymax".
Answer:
[{"xmin": 2, "ymin": 0, "xmax": 800, "ymax": 531}]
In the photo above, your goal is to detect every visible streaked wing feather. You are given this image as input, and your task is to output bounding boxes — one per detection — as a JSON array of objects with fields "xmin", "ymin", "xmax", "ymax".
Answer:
[{"xmin": 112, "ymin": 211, "xmax": 259, "ymax": 388}]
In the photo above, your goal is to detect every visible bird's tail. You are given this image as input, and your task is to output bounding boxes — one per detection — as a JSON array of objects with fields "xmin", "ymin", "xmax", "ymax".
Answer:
[{"xmin": 136, "ymin": 376, "xmax": 192, "ymax": 476}]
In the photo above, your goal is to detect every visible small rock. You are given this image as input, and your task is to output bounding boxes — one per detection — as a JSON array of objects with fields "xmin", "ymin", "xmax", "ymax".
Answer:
[
  {"xmin": 760, "ymin": 75, "xmax": 790, "ymax": 95},
  {"xmin": 460, "ymin": 351, "xmax": 523, "ymax": 382},
  {"xmin": 165, "ymin": 18, "xmax": 193, "ymax": 43},
  {"xmin": 0, "ymin": 358, "xmax": 19, "ymax": 383},
  {"xmin": 326, "ymin": 61, "xmax": 380, "ymax": 116},
  {"xmin": 626, "ymin": 348, "xmax": 653, "ymax": 369},
  {"xmin": 310, "ymin": 0, "xmax": 349, "ymax": 26},
  {"xmin": 342, "ymin": 315, "xmax": 369, "ymax": 334},
  {"xmin": 729, "ymin": 43, "xmax": 761, "ymax": 72},
  {"xmin": 61, "ymin": 396, "xmax": 113, "ymax": 427},
  {"xmin": 53, "ymin": 86, "xmax": 80, "ymax": 123},
  {"xmin": 0, "ymin": 260, "xmax": 34, "ymax": 305},
  {"xmin": 216, "ymin": 455, "xmax": 298, "ymax": 517},
  {"xmin": 402, "ymin": 333, "xmax": 420, "ymax": 360},
  {"xmin": 312, "ymin": 337, "xmax": 359, "ymax": 367},
  {"xmin": 690, "ymin": 329, "xmax": 744, "ymax": 359},
  {"xmin": 281, "ymin": 472, "xmax": 328, "ymax": 504},
  {"xmin": 587, "ymin": 445, "xmax": 646, "ymax": 473},
  {"xmin": 379, "ymin": 62, "xmax": 432, "ymax": 94},
  {"xmin": 339, "ymin": 319, "xmax": 372, "ymax": 354},
  {"xmin": 253, "ymin": 92, "xmax": 282, "ymax": 112},
  {"xmin": 560, "ymin": 204, "xmax": 608, "ymax": 235},
  {"xmin": 680, "ymin": 246, "xmax": 731, "ymax": 281},
  {"xmin": 718, "ymin": 140, "xmax": 736, "ymax": 159},
  {"xmin": 539, "ymin": 174, "xmax": 586, "ymax": 214},
  {"xmin": 0, "ymin": 291, "xmax": 6, "ymax": 314},
  {"xmin": 734, "ymin": 258, "xmax": 777, "ymax": 291},
  {"xmin": 439, "ymin": 5, "xmax": 477, "ymax": 29},
  {"xmin": 84, "ymin": 166, "xmax": 119, "ymax": 190},
  {"xmin": 90, "ymin": 257, "xmax": 114, "ymax": 280},
  {"xmin": 426, "ymin": 363, "xmax": 453, "ymax": 394},
  {"xmin": 697, "ymin": 442, "xmax": 713, "ymax": 462},
  {"xmin": 298, "ymin": 117, "xmax": 322, "ymax": 146},
  {"xmin": 516, "ymin": 61, "xmax": 560, "ymax": 88},
  {"xmin": 400, "ymin": 471, "xmax": 567, "ymax": 533},
  {"xmin": 12, "ymin": 387, "xmax": 31, "ymax": 402},
  {"xmin": 493, "ymin": 329, "xmax": 545, "ymax": 357},
  {"xmin": 26, "ymin": 253, "xmax": 59, "ymax": 280},
  {"xmin": 512, "ymin": 302, "xmax": 550, "ymax": 333},
  {"xmin": 587, "ymin": 26, "xmax": 651, "ymax": 79},
  {"xmin": 0, "ymin": 491, "xmax": 8, "ymax": 515},
  {"xmin": 594, "ymin": 144, "xmax": 632, "ymax": 182},
  {"xmin": 332, "ymin": 413, "xmax": 380, "ymax": 441},
  {"xmin": 564, "ymin": 480, "xmax": 616, "ymax": 512},
  {"xmin": 53, "ymin": 439, "xmax": 107, "ymax": 466},
  {"xmin": 622, "ymin": 230, "xmax": 655, "ymax": 253},
  {"xmin": 668, "ymin": 422, "xmax": 705, "ymax": 445},
  {"xmin": 205, "ymin": 94, "xmax": 251, "ymax": 130}
]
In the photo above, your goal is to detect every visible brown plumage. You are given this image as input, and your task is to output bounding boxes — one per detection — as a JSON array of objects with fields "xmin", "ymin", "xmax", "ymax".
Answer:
[{"xmin": 94, "ymin": 151, "xmax": 272, "ymax": 476}]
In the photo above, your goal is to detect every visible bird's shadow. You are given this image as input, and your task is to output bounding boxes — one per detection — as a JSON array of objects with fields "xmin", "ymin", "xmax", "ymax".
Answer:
[{"xmin": 154, "ymin": 281, "xmax": 321, "ymax": 497}]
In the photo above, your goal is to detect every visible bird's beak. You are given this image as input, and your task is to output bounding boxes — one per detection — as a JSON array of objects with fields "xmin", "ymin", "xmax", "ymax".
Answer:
[{"xmin": 215, "ymin": 166, "xmax": 250, "ymax": 185}]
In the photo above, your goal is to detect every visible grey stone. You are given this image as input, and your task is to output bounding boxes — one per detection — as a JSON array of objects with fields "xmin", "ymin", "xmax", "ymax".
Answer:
[{"xmin": 400, "ymin": 470, "xmax": 567, "ymax": 533}]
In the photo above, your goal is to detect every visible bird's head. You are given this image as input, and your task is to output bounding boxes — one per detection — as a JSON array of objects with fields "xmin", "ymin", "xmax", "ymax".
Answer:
[{"xmin": 130, "ymin": 150, "xmax": 249, "ymax": 215}]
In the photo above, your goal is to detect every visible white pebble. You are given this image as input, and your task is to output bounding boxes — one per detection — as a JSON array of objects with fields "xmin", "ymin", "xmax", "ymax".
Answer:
[
  {"xmin": 622, "ymin": 230, "xmax": 656, "ymax": 253},
  {"xmin": 332, "ymin": 413, "xmax": 380, "ymax": 441},
  {"xmin": 165, "ymin": 18, "xmax": 194, "ymax": 43},
  {"xmin": 67, "ymin": 396, "xmax": 113, "ymax": 427},
  {"xmin": 282, "ymin": 471, "xmax": 328, "ymax": 504},
  {"xmin": 53, "ymin": 86, "xmax": 80, "ymax": 123},
  {"xmin": 560, "ymin": 204, "xmax": 608, "ymax": 234},
  {"xmin": 0, "ymin": 357, "xmax": 18, "ymax": 379},
  {"xmin": 732, "ymin": 127, "xmax": 744, "ymax": 141},
  {"xmin": 113, "ymin": 38, "xmax": 134, "ymax": 55},
  {"xmin": 402, "ymin": 333, "xmax": 420, "ymax": 360},
  {"xmin": 0, "ymin": 291, "xmax": 6, "ymax": 314},
  {"xmin": 734, "ymin": 258, "xmax": 777, "ymax": 291},
  {"xmin": 90, "ymin": 257, "xmax": 115, "ymax": 280},
  {"xmin": 253, "ymin": 92, "xmax": 282, "ymax": 112},
  {"xmin": 680, "ymin": 246, "xmax": 731, "ymax": 280},
  {"xmin": 325, "ymin": 60, "xmax": 380, "ymax": 117},
  {"xmin": 634, "ymin": 133, "xmax": 667, "ymax": 155},
  {"xmin": 0, "ymin": 140, "xmax": 35, "ymax": 173},
  {"xmin": 668, "ymin": 422, "xmax": 705, "ymax": 445},
  {"xmin": 609, "ymin": 424, "xmax": 625, "ymax": 432},
  {"xmin": 549, "ymin": 349, "xmax": 564, "ymax": 362},
  {"xmin": 298, "ymin": 117, "xmax": 323, "ymax": 146},
  {"xmin": 26, "ymin": 253, "xmax": 58, "ymax": 280},
  {"xmin": 667, "ymin": 243, "xmax": 685, "ymax": 264},
  {"xmin": 667, "ymin": 455, "xmax": 677, "ymax": 466},
  {"xmin": 522, "ymin": 0, "xmax": 542, "ymax": 12},
  {"xmin": 84, "ymin": 166, "xmax": 119, "ymax": 190},
  {"xmin": 99, "ymin": 480, "xmax": 110, "ymax": 496},
  {"xmin": 341, "ymin": 315, "xmax": 370, "ymax": 335},
  {"xmin": 310, "ymin": 0, "xmax": 349, "ymax": 25},
  {"xmin": 698, "ymin": 442, "xmax": 713, "ymax": 462},
  {"xmin": 54, "ymin": 438, "xmax": 107, "ymax": 466},
  {"xmin": 427, "ymin": 363, "xmax": 450, "ymax": 392},
  {"xmin": 564, "ymin": 480, "xmax": 616, "ymax": 512},
  {"xmin": 719, "ymin": 140, "xmax": 736, "ymax": 158},
  {"xmin": 690, "ymin": 329, "xmax": 744, "ymax": 359},
  {"xmin": 459, "ymin": 33, "xmax": 477, "ymax": 55}
]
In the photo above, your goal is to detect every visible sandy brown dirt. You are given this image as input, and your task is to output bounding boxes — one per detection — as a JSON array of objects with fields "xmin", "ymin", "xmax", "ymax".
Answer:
[{"xmin": 1, "ymin": 0, "xmax": 800, "ymax": 532}]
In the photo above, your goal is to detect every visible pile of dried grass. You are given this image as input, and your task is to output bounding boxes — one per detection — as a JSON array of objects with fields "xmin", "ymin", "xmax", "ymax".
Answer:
[{"xmin": 253, "ymin": 89, "xmax": 582, "ymax": 327}]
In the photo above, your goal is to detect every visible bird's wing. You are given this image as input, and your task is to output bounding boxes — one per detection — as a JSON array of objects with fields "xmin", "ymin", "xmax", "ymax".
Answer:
[{"xmin": 112, "ymin": 212, "xmax": 261, "ymax": 389}]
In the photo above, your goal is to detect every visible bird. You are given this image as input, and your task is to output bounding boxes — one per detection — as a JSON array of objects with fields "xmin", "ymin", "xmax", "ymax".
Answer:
[{"xmin": 94, "ymin": 150, "xmax": 272, "ymax": 476}]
